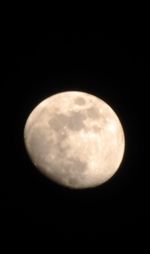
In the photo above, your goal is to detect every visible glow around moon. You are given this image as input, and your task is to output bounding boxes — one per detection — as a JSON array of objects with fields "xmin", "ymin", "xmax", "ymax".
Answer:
[{"xmin": 24, "ymin": 91, "xmax": 125, "ymax": 189}]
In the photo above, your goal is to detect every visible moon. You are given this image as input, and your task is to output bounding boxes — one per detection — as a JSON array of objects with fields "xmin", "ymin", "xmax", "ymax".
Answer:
[{"xmin": 24, "ymin": 91, "xmax": 125, "ymax": 189}]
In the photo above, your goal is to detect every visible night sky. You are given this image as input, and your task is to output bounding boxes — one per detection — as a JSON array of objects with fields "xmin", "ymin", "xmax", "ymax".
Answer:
[{"xmin": 2, "ymin": 31, "xmax": 149, "ymax": 242}]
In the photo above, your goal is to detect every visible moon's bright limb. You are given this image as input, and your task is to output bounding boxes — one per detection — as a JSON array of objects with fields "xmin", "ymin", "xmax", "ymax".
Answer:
[{"xmin": 24, "ymin": 91, "xmax": 125, "ymax": 189}]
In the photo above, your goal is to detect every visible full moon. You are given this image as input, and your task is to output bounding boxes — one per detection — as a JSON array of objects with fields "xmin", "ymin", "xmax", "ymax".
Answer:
[{"xmin": 24, "ymin": 91, "xmax": 125, "ymax": 189}]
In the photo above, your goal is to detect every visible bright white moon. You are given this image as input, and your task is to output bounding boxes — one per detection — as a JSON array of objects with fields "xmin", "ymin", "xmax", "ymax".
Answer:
[{"xmin": 24, "ymin": 91, "xmax": 125, "ymax": 189}]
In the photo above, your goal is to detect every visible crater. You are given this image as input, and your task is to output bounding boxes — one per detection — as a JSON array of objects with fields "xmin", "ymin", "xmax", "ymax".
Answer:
[{"xmin": 74, "ymin": 97, "xmax": 86, "ymax": 105}]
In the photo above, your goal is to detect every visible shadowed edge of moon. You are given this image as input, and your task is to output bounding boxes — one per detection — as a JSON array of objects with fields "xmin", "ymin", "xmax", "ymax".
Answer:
[{"xmin": 26, "ymin": 121, "xmax": 89, "ymax": 188}]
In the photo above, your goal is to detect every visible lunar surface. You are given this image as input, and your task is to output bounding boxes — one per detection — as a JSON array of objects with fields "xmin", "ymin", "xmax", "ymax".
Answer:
[{"xmin": 24, "ymin": 91, "xmax": 125, "ymax": 189}]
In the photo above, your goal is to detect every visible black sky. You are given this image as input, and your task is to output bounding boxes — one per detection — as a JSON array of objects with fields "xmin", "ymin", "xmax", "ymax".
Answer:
[{"xmin": 1, "ymin": 31, "xmax": 149, "ymax": 242}]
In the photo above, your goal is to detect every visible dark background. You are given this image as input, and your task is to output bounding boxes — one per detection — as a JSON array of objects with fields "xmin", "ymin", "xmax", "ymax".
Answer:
[{"xmin": 1, "ymin": 31, "xmax": 149, "ymax": 240}]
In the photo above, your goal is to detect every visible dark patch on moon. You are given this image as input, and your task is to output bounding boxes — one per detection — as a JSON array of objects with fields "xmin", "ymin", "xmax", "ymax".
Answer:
[
  {"xmin": 47, "ymin": 154, "xmax": 88, "ymax": 187},
  {"xmin": 86, "ymin": 106, "xmax": 100, "ymax": 119},
  {"xmin": 74, "ymin": 97, "xmax": 86, "ymax": 105},
  {"xmin": 92, "ymin": 125, "xmax": 101, "ymax": 132},
  {"xmin": 48, "ymin": 114, "xmax": 68, "ymax": 132},
  {"xmin": 66, "ymin": 111, "xmax": 86, "ymax": 131},
  {"xmin": 64, "ymin": 157, "xmax": 87, "ymax": 186},
  {"xmin": 49, "ymin": 111, "xmax": 86, "ymax": 132},
  {"xmin": 67, "ymin": 158, "xmax": 87, "ymax": 186},
  {"xmin": 68, "ymin": 177, "xmax": 80, "ymax": 186},
  {"xmin": 67, "ymin": 157, "xmax": 87, "ymax": 173}
]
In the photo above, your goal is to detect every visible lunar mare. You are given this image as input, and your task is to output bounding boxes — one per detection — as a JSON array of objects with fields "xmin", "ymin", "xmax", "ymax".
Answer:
[{"xmin": 24, "ymin": 91, "xmax": 125, "ymax": 189}]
